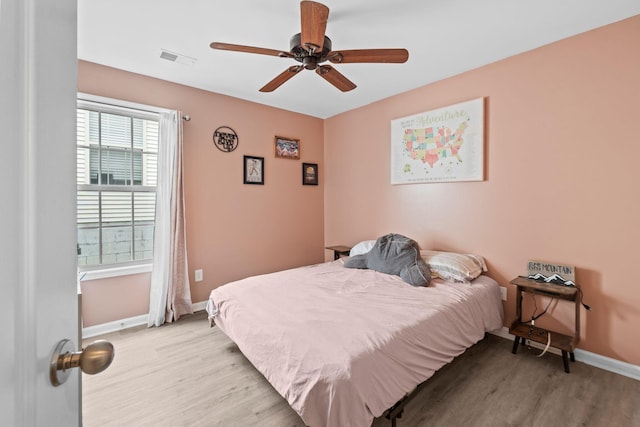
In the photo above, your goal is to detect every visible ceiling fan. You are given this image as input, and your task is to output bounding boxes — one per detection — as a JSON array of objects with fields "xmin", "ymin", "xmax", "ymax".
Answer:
[{"xmin": 210, "ymin": 1, "xmax": 409, "ymax": 92}]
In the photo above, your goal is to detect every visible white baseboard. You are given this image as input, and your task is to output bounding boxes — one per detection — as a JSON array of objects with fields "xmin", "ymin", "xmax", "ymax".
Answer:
[
  {"xmin": 490, "ymin": 327, "xmax": 640, "ymax": 381},
  {"xmin": 82, "ymin": 313, "xmax": 148, "ymax": 339},
  {"xmin": 82, "ymin": 300, "xmax": 209, "ymax": 339},
  {"xmin": 191, "ymin": 300, "xmax": 208, "ymax": 312},
  {"xmin": 574, "ymin": 348, "xmax": 640, "ymax": 381}
]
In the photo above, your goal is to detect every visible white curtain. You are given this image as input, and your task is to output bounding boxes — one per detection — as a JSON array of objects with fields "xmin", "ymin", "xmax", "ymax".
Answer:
[{"xmin": 148, "ymin": 111, "xmax": 192, "ymax": 327}]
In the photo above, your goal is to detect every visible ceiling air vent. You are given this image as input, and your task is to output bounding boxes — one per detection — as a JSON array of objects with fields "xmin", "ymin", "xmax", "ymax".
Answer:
[
  {"xmin": 160, "ymin": 50, "xmax": 178, "ymax": 62},
  {"xmin": 159, "ymin": 49, "xmax": 197, "ymax": 66}
]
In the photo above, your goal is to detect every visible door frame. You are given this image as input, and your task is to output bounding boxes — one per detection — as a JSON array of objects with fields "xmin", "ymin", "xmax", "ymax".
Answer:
[{"xmin": 1, "ymin": 0, "xmax": 79, "ymax": 425}]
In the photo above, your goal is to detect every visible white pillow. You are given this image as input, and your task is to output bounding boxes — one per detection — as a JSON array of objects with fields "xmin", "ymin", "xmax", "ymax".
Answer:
[
  {"xmin": 349, "ymin": 240, "xmax": 376, "ymax": 257},
  {"xmin": 420, "ymin": 250, "xmax": 488, "ymax": 283}
]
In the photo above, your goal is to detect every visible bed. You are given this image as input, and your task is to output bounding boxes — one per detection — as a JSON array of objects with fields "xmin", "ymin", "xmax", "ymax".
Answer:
[{"xmin": 206, "ymin": 255, "xmax": 503, "ymax": 427}]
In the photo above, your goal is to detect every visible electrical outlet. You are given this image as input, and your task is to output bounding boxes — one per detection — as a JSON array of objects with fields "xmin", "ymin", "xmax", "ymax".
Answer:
[
  {"xmin": 194, "ymin": 269, "xmax": 203, "ymax": 282},
  {"xmin": 500, "ymin": 286, "xmax": 507, "ymax": 301}
]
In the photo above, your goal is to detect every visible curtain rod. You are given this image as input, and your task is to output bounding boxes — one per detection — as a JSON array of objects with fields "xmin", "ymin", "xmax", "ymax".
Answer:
[{"xmin": 182, "ymin": 115, "xmax": 191, "ymax": 121}]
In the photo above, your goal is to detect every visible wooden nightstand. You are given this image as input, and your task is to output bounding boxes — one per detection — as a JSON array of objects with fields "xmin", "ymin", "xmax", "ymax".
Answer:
[
  {"xmin": 509, "ymin": 276, "xmax": 580, "ymax": 373},
  {"xmin": 325, "ymin": 245, "xmax": 352, "ymax": 260}
]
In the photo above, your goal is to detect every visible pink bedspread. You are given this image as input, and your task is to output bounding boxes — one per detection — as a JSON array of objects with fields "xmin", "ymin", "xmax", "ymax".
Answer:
[{"xmin": 207, "ymin": 259, "xmax": 503, "ymax": 427}]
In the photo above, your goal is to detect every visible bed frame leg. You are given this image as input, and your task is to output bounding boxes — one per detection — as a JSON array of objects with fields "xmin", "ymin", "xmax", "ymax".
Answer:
[
  {"xmin": 512, "ymin": 335, "xmax": 520, "ymax": 354},
  {"xmin": 389, "ymin": 408, "xmax": 403, "ymax": 427},
  {"xmin": 562, "ymin": 350, "xmax": 570, "ymax": 373}
]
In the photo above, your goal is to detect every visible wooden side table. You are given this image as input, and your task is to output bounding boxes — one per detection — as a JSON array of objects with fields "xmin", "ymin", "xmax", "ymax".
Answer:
[
  {"xmin": 509, "ymin": 276, "xmax": 580, "ymax": 373},
  {"xmin": 325, "ymin": 245, "xmax": 352, "ymax": 260}
]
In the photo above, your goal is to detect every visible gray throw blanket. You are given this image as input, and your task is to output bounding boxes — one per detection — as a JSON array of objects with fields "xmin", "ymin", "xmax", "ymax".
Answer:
[{"xmin": 344, "ymin": 233, "xmax": 431, "ymax": 287}]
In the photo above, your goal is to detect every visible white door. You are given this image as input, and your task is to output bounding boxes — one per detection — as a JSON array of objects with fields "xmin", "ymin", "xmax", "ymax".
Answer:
[{"xmin": 1, "ymin": 0, "xmax": 81, "ymax": 425}]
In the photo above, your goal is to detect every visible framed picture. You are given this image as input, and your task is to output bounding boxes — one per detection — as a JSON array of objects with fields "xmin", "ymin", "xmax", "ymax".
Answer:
[
  {"xmin": 302, "ymin": 163, "xmax": 318, "ymax": 185},
  {"xmin": 243, "ymin": 155, "xmax": 264, "ymax": 185},
  {"xmin": 390, "ymin": 98, "xmax": 484, "ymax": 184},
  {"xmin": 274, "ymin": 136, "xmax": 300, "ymax": 159}
]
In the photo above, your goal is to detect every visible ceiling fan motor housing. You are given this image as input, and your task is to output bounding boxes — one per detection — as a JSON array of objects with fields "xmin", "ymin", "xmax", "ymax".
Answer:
[{"xmin": 290, "ymin": 33, "xmax": 332, "ymax": 69}]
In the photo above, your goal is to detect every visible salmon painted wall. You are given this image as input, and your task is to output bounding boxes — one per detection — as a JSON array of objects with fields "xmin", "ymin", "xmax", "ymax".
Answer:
[
  {"xmin": 78, "ymin": 61, "xmax": 324, "ymax": 327},
  {"xmin": 80, "ymin": 273, "xmax": 150, "ymax": 326},
  {"xmin": 324, "ymin": 16, "xmax": 640, "ymax": 365}
]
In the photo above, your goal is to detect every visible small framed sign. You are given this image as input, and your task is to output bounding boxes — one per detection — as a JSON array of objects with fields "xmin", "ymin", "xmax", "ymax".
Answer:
[
  {"xmin": 527, "ymin": 260, "xmax": 575, "ymax": 285},
  {"xmin": 243, "ymin": 155, "xmax": 264, "ymax": 185},
  {"xmin": 302, "ymin": 163, "xmax": 318, "ymax": 185}
]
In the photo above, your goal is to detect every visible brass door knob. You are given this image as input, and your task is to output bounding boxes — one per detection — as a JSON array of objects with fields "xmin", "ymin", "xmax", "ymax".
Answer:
[{"xmin": 50, "ymin": 339, "xmax": 114, "ymax": 386}]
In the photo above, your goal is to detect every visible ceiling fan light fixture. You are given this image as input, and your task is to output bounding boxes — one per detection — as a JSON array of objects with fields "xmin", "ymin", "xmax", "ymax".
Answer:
[{"xmin": 302, "ymin": 56, "xmax": 318, "ymax": 70}]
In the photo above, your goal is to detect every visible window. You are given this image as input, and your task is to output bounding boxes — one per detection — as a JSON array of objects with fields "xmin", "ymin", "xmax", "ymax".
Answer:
[{"xmin": 77, "ymin": 98, "xmax": 159, "ymax": 269}]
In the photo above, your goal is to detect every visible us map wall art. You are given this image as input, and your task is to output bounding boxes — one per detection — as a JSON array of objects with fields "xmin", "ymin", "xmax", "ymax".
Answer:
[{"xmin": 390, "ymin": 98, "xmax": 484, "ymax": 184}]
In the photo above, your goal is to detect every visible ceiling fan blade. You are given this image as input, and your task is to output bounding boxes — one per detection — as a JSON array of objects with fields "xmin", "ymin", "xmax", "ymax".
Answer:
[
  {"xmin": 259, "ymin": 66, "xmax": 304, "ymax": 92},
  {"xmin": 315, "ymin": 65, "xmax": 356, "ymax": 92},
  {"xmin": 328, "ymin": 49, "xmax": 409, "ymax": 64},
  {"xmin": 210, "ymin": 42, "xmax": 293, "ymax": 58},
  {"xmin": 300, "ymin": 1, "xmax": 329, "ymax": 52}
]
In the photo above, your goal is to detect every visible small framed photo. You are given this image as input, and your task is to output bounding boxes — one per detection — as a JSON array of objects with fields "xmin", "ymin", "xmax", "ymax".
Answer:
[
  {"xmin": 302, "ymin": 163, "xmax": 318, "ymax": 185},
  {"xmin": 243, "ymin": 155, "xmax": 264, "ymax": 185},
  {"xmin": 275, "ymin": 136, "xmax": 300, "ymax": 159}
]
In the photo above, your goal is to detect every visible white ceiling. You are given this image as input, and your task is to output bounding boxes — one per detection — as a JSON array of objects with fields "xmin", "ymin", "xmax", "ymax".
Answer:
[{"xmin": 78, "ymin": 0, "xmax": 640, "ymax": 119}]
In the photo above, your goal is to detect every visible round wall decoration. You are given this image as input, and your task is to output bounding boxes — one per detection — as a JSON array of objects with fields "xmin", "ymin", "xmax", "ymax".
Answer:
[{"xmin": 213, "ymin": 126, "xmax": 238, "ymax": 152}]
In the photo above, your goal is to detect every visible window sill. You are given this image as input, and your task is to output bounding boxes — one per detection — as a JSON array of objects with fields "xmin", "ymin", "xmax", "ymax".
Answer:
[{"xmin": 80, "ymin": 263, "xmax": 152, "ymax": 281}]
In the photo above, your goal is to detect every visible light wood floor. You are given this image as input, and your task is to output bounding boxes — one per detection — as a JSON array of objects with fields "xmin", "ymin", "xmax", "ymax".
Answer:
[{"xmin": 83, "ymin": 311, "xmax": 640, "ymax": 427}]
